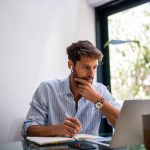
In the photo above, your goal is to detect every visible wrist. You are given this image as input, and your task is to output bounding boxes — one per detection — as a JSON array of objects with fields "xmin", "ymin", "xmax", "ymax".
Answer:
[
  {"xmin": 94, "ymin": 96, "xmax": 105, "ymax": 110},
  {"xmin": 95, "ymin": 96, "xmax": 104, "ymax": 103},
  {"xmin": 93, "ymin": 95, "xmax": 104, "ymax": 104}
]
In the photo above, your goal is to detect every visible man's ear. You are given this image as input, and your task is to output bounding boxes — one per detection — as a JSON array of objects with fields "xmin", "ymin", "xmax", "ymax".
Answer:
[{"xmin": 68, "ymin": 60, "xmax": 73, "ymax": 71}]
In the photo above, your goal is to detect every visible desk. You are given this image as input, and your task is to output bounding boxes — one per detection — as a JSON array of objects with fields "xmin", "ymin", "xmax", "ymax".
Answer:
[{"xmin": 0, "ymin": 140, "xmax": 146, "ymax": 150}]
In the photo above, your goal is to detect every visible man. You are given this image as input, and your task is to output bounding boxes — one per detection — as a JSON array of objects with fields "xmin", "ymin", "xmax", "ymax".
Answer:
[{"xmin": 22, "ymin": 40, "xmax": 120, "ymax": 138}]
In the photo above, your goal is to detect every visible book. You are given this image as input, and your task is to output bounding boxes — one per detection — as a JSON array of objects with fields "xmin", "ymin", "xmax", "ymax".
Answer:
[
  {"xmin": 23, "ymin": 139, "xmax": 69, "ymax": 150},
  {"xmin": 26, "ymin": 134, "xmax": 102, "ymax": 145}
]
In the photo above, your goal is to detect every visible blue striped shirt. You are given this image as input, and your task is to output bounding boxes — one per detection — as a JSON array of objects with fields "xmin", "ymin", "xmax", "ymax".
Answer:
[{"xmin": 21, "ymin": 76, "xmax": 120, "ymax": 137}]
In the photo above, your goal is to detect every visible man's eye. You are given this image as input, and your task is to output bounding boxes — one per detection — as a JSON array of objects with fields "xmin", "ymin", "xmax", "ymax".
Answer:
[
  {"xmin": 82, "ymin": 66, "xmax": 90, "ymax": 70},
  {"xmin": 82, "ymin": 66, "xmax": 97, "ymax": 70}
]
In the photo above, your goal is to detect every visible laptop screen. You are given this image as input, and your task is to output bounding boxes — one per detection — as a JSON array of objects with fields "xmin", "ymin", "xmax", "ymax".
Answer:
[{"xmin": 110, "ymin": 100, "xmax": 150, "ymax": 148}]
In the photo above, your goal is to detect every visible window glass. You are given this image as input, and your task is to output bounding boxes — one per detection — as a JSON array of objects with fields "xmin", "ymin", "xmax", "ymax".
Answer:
[{"xmin": 108, "ymin": 2, "xmax": 150, "ymax": 101}]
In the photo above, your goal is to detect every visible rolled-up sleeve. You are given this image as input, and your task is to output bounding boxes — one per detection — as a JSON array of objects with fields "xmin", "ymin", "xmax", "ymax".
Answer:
[
  {"xmin": 21, "ymin": 82, "xmax": 48, "ymax": 138},
  {"xmin": 98, "ymin": 84, "xmax": 121, "ymax": 109}
]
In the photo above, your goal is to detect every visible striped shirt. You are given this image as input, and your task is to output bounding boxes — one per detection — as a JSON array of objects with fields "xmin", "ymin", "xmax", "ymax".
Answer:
[{"xmin": 21, "ymin": 76, "xmax": 120, "ymax": 137}]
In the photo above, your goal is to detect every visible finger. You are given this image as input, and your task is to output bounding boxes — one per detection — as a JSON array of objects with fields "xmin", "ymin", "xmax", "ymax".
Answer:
[
  {"xmin": 65, "ymin": 118, "xmax": 82, "ymax": 133},
  {"xmin": 64, "ymin": 121, "xmax": 81, "ymax": 134},
  {"xmin": 64, "ymin": 128, "xmax": 75, "ymax": 137},
  {"xmin": 79, "ymin": 88, "xmax": 87, "ymax": 95},
  {"xmin": 78, "ymin": 84, "xmax": 89, "ymax": 91},
  {"xmin": 64, "ymin": 124, "xmax": 78, "ymax": 134},
  {"xmin": 64, "ymin": 119, "xmax": 81, "ymax": 131},
  {"xmin": 66, "ymin": 124, "xmax": 81, "ymax": 134},
  {"xmin": 75, "ymin": 78, "xmax": 89, "ymax": 85},
  {"xmin": 67, "ymin": 117, "xmax": 82, "ymax": 128},
  {"xmin": 78, "ymin": 84, "xmax": 86, "ymax": 89}
]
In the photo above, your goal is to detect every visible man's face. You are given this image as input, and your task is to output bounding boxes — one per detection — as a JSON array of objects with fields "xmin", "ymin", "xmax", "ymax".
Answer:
[{"xmin": 72, "ymin": 56, "xmax": 98, "ymax": 84}]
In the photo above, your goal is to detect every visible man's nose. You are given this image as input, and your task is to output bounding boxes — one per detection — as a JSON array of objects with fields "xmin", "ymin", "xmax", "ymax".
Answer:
[{"xmin": 88, "ymin": 68, "xmax": 95, "ymax": 76}]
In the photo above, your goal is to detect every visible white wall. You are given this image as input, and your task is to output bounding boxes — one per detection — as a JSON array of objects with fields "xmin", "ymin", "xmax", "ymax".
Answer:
[{"xmin": 0, "ymin": 0, "xmax": 95, "ymax": 144}]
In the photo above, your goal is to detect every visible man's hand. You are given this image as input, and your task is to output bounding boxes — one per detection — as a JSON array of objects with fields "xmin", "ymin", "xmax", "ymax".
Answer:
[
  {"xmin": 26, "ymin": 118, "xmax": 82, "ymax": 137},
  {"xmin": 61, "ymin": 117, "xmax": 82, "ymax": 137},
  {"xmin": 74, "ymin": 78, "xmax": 120, "ymax": 128},
  {"xmin": 75, "ymin": 78, "xmax": 101, "ymax": 103}
]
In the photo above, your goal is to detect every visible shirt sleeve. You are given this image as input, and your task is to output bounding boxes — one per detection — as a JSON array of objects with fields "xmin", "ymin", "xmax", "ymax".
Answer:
[
  {"xmin": 21, "ymin": 82, "xmax": 48, "ymax": 138},
  {"xmin": 99, "ymin": 84, "xmax": 121, "ymax": 109}
]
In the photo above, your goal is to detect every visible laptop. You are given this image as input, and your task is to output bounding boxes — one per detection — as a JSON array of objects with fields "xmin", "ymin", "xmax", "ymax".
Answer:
[{"xmin": 86, "ymin": 100, "xmax": 150, "ymax": 148}]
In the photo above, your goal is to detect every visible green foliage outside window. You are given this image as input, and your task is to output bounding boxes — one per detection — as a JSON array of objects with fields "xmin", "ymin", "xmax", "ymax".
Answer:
[{"xmin": 108, "ymin": 3, "xmax": 150, "ymax": 100}]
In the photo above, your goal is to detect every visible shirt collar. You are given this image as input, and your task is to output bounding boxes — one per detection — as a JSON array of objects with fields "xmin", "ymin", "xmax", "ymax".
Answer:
[{"xmin": 63, "ymin": 75, "xmax": 72, "ymax": 96}]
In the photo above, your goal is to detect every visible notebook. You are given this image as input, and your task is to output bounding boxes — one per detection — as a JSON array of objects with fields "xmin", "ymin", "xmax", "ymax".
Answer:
[
  {"xmin": 26, "ymin": 134, "xmax": 102, "ymax": 145},
  {"xmin": 85, "ymin": 100, "xmax": 150, "ymax": 148}
]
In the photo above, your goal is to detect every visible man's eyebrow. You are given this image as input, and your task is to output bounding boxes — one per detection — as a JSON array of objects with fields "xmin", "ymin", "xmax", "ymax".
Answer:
[
  {"xmin": 81, "ymin": 64, "xmax": 98, "ymax": 67},
  {"xmin": 81, "ymin": 64, "xmax": 90, "ymax": 67},
  {"xmin": 81, "ymin": 64, "xmax": 89, "ymax": 66}
]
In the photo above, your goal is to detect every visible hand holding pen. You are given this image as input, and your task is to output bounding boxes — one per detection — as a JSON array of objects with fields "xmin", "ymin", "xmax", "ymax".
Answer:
[{"xmin": 63, "ymin": 112, "xmax": 82, "ymax": 137}]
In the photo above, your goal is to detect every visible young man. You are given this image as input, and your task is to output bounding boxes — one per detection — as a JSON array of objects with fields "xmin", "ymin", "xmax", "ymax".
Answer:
[{"xmin": 21, "ymin": 40, "xmax": 120, "ymax": 138}]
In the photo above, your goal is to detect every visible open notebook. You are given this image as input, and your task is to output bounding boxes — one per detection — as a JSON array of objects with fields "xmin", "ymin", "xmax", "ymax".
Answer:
[{"xmin": 26, "ymin": 134, "xmax": 102, "ymax": 145}]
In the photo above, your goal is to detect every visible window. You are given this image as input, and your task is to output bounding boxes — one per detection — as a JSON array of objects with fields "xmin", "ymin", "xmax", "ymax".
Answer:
[
  {"xmin": 96, "ymin": 0, "xmax": 150, "ymax": 134},
  {"xmin": 108, "ymin": 3, "xmax": 150, "ymax": 101},
  {"xmin": 96, "ymin": 0, "xmax": 150, "ymax": 102}
]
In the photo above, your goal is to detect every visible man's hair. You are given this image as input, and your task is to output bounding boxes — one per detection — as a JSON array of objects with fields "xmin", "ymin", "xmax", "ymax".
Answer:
[{"xmin": 66, "ymin": 40, "xmax": 103, "ymax": 64}]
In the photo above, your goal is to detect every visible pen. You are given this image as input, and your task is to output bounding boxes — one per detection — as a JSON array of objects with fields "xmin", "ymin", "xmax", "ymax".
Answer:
[{"xmin": 64, "ymin": 112, "xmax": 71, "ymax": 118}]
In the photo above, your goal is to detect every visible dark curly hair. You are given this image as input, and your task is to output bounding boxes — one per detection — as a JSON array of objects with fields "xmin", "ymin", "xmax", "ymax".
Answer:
[{"xmin": 66, "ymin": 40, "xmax": 103, "ymax": 64}]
